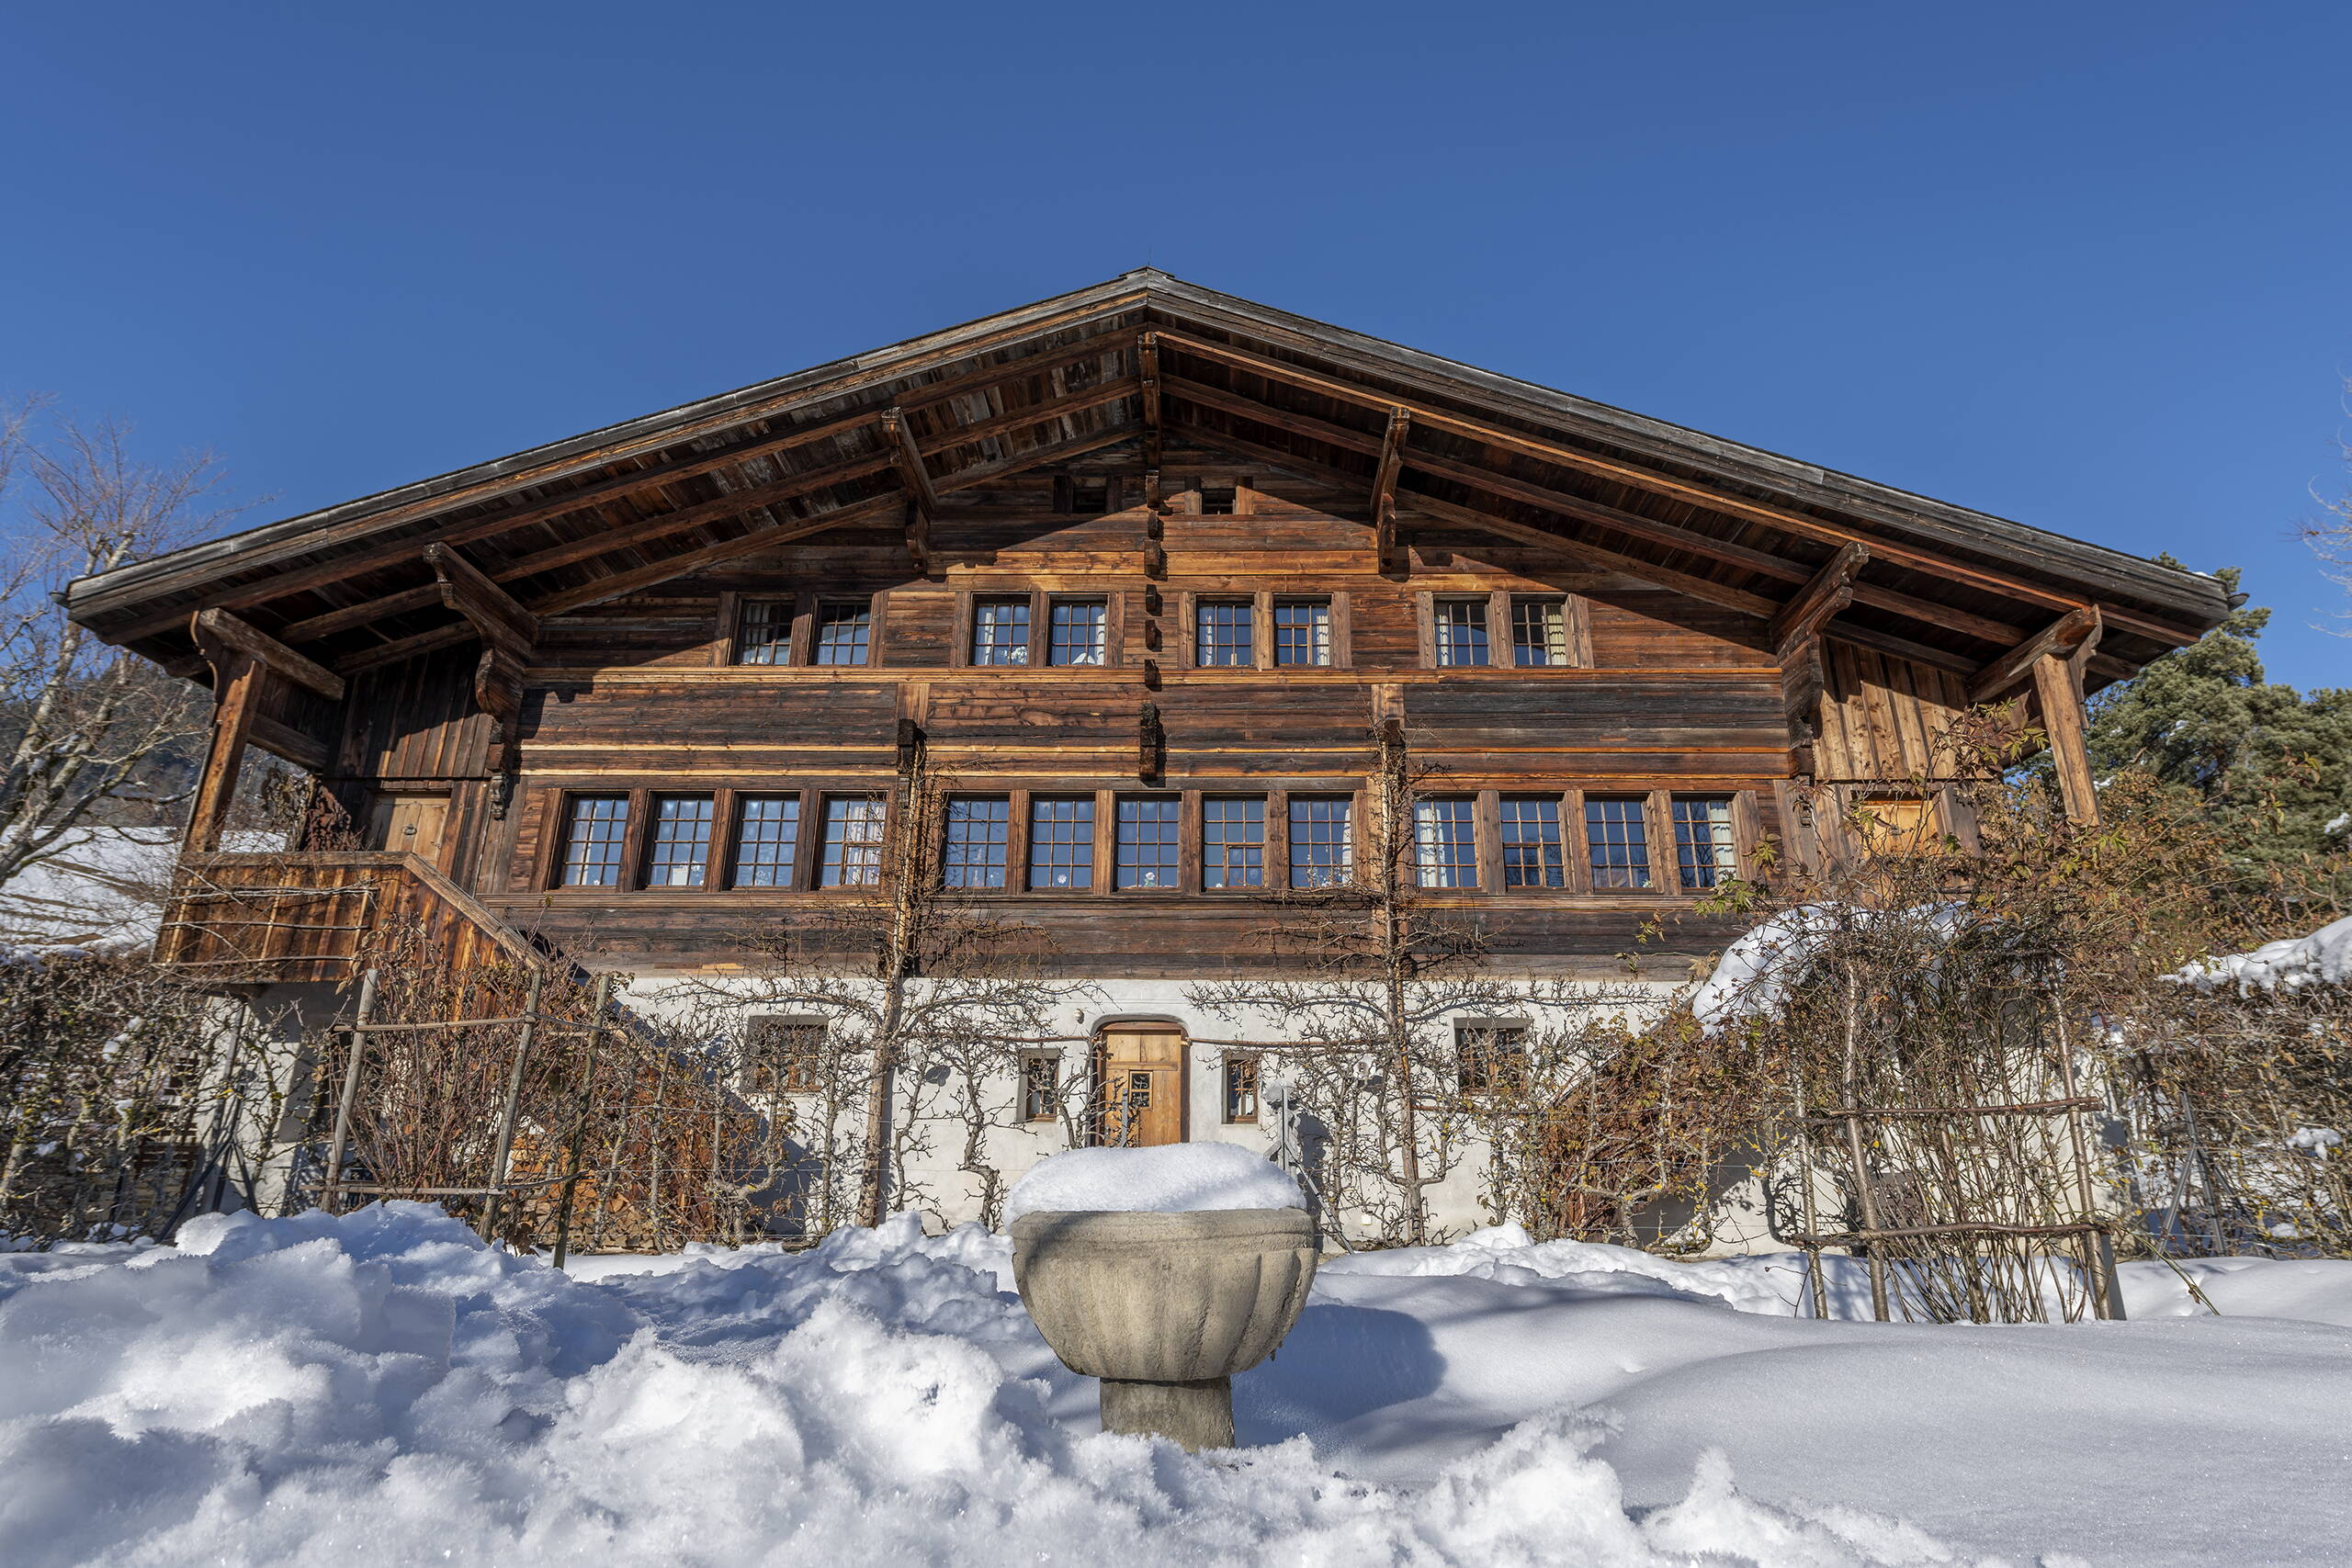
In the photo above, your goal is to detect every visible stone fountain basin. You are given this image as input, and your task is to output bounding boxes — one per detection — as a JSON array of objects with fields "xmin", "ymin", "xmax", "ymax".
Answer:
[{"xmin": 1011, "ymin": 1207, "xmax": 1320, "ymax": 1383}]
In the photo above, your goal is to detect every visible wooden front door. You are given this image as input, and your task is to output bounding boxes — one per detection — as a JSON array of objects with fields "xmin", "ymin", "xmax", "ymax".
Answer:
[
  {"xmin": 1091, "ymin": 1025, "xmax": 1186, "ymax": 1147},
  {"xmin": 368, "ymin": 794, "xmax": 449, "ymax": 863}
]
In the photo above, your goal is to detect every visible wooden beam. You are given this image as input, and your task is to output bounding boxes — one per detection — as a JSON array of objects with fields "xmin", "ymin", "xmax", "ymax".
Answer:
[
  {"xmin": 1967, "ymin": 605, "xmax": 2102, "ymax": 705},
  {"xmin": 1771, "ymin": 544, "xmax": 1869, "ymax": 651},
  {"xmin": 191, "ymin": 608, "xmax": 345, "ymax": 700},
  {"xmin": 2032, "ymin": 650, "xmax": 2101, "ymax": 825},
  {"xmin": 1819, "ymin": 618, "xmax": 1980, "ymax": 677},
  {"xmin": 424, "ymin": 543, "xmax": 537, "ymax": 654},
  {"xmin": 184, "ymin": 616, "xmax": 264, "ymax": 856},
  {"xmin": 1370, "ymin": 407, "xmax": 1411, "ymax": 577},
  {"xmin": 1156, "ymin": 330, "xmax": 2207, "ymax": 639},
  {"xmin": 1139, "ymin": 331, "xmax": 1164, "ymax": 473},
  {"xmin": 882, "ymin": 410, "xmax": 936, "ymax": 573}
]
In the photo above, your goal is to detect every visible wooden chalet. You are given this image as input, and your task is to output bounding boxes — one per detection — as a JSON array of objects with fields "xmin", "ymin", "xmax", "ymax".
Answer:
[{"xmin": 65, "ymin": 269, "xmax": 2228, "ymax": 1082}]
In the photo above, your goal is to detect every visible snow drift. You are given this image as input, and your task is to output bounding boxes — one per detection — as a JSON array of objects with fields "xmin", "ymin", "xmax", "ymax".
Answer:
[{"xmin": 1002, "ymin": 1143, "xmax": 1306, "ymax": 1223}]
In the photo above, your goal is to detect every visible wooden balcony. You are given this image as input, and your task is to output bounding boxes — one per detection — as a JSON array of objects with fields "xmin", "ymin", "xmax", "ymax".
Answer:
[{"xmin": 157, "ymin": 852, "xmax": 546, "ymax": 986}]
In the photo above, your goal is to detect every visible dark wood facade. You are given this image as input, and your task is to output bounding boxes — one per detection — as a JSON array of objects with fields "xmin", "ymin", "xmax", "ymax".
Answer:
[{"xmin": 63, "ymin": 273, "xmax": 2232, "ymax": 983}]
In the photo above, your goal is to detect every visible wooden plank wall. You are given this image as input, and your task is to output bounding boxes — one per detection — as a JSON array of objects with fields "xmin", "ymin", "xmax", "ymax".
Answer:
[{"xmin": 1815, "ymin": 643, "xmax": 1968, "ymax": 782}]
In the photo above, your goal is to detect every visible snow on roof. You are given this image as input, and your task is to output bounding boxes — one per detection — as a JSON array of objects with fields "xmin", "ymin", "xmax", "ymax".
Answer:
[{"xmin": 2166, "ymin": 915, "xmax": 2352, "ymax": 994}]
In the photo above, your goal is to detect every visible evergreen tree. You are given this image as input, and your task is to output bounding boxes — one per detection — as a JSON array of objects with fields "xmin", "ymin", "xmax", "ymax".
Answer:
[{"xmin": 2086, "ymin": 563, "xmax": 2352, "ymax": 880}]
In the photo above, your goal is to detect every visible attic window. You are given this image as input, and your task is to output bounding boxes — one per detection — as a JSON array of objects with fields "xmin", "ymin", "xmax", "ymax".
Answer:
[
  {"xmin": 1198, "ymin": 481, "xmax": 1238, "ymax": 515},
  {"xmin": 1056, "ymin": 475, "xmax": 1114, "ymax": 514}
]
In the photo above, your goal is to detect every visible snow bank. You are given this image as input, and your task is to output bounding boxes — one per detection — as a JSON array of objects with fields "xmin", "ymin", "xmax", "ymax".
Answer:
[
  {"xmin": 1690, "ymin": 904, "xmax": 1963, "ymax": 1033},
  {"xmin": 1003, "ymin": 1143, "xmax": 1305, "ymax": 1223},
  {"xmin": 2166, "ymin": 913, "xmax": 2352, "ymax": 993},
  {"xmin": 0, "ymin": 1203, "xmax": 1971, "ymax": 1568}
]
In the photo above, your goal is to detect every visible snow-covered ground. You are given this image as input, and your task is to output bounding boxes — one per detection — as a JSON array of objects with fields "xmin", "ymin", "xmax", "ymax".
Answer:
[{"xmin": 6, "ymin": 1207, "xmax": 2351, "ymax": 1567}]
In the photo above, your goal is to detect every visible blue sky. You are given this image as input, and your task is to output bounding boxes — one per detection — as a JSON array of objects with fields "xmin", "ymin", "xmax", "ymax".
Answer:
[{"xmin": 6, "ymin": 3, "xmax": 2346, "ymax": 687}]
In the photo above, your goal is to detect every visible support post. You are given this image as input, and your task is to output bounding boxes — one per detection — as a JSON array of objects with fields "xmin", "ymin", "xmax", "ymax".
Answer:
[
  {"xmin": 477, "ymin": 967, "xmax": 545, "ymax": 1242},
  {"xmin": 550, "ymin": 974, "xmax": 615, "ymax": 1270},
  {"xmin": 321, "ymin": 968, "xmax": 379, "ymax": 1213},
  {"xmin": 2031, "ymin": 650, "xmax": 2102, "ymax": 826}
]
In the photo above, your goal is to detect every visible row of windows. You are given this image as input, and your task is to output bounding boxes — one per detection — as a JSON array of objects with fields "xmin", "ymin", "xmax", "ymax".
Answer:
[
  {"xmin": 557, "ymin": 789, "xmax": 1742, "ymax": 893},
  {"xmin": 729, "ymin": 592, "xmax": 1581, "ymax": 670}
]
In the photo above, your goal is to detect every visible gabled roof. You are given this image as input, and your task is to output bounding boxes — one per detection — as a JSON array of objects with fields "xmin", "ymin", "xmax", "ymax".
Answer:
[{"xmin": 66, "ymin": 269, "xmax": 2229, "ymax": 689}]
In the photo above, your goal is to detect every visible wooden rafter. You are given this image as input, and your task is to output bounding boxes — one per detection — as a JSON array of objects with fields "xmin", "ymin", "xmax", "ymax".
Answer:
[
  {"xmin": 191, "ymin": 608, "xmax": 345, "ymax": 700},
  {"xmin": 1370, "ymin": 406, "xmax": 1411, "ymax": 576},
  {"xmin": 881, "ymin": 410, "xmax": 937, "ymax": 572},
  {"xmin": 1770, "ymin": 544, "xmax": 1869, "ymax": 652},
  {"xmin": 424, "ymin": 543, "xmax": 537, "ymax": 654},
  {"xmin": 1967, "ymin": 605, "xmax": 2103, "ymax": 705}
]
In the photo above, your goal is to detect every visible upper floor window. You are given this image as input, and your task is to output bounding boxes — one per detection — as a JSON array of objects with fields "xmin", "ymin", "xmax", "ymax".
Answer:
[
  {"xmin": 819, "ymin": 795, "xmax": 886, "ymax": 887},
  {"xmin": 1048, "ymin": 599, "xmax": 1107, "ymax": 666},
  {"xmin": 1115, "ymin": 797, "xmax": 1181, "ymax": 889},
  {"xmin": 644, "ymin": 795, "xmax": 714, "ymax": 887},
  {"xmin": 942, "ymin": 796, "xmax": 1011, "ymax": 888},
  {"xmin": 1029, "ymin": 797, "xmax": 1095, "ymax": 889},
  {"xmin": 1434, "ymin": 599, "xmax": 1490, "ymax": 667},
  {"xmin": 811, "ymin": 602, "xmax": 872, "ymax": 666},
  {"xmin": 1195, "ymin": 600, "xmax": 1253, "ymax": 667},
  {"xmin": 1498, "ymin": 797, "xmax": 1565, "ymax": 888},
  {"xmin": 1586, "ymin": 798, "xmax": 1652, "ymax": 889},
  {"xmin": 1203, "ymin": 797, "xmax": 1265, "ymax": 889},
  {"xmin": 972, "ymin": 598, "xmax": 1031, "ymax": 665},
  {"xmin": 560, "ymin": 796, "xmax": 629, "ymax": 886},
  {"xmin": 1511, "ymin": 597, "xmax": 1571, "ymax": 667},
  {"xmin": 1273, "ymin": 599, "xmax": 1331, "ymax": 667},
  {"xmin": 1672, "ymin": 797, "xmax": 1738, "ymax": 889},
  {"xmin": 736, "ymin": 601, "xmax": 793, "ymax": 666},
  {"xmin": 731, "ymin": 795, "xmax": 801, "ymax": 888},
  {"xmin": 1413, "ymin": 798, "xmax": 1478, "ymax": 888},
  {"xmin": 1288, "ymin": 797, "xmax": 1352, "ymax": 888},
  {"xmin": 744, "ymin": 1016, "xmax": 826, "ymax": 1095}
]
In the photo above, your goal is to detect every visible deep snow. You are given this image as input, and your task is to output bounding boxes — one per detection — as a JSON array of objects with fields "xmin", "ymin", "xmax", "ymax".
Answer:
[
  {"xmin": 1002, "ymin": 1144, "xmax": 1306, "ymax": 1222},
  {"xmin": 6, "ymin": 1208, "xmax": 2352, "ymax": 1567}
]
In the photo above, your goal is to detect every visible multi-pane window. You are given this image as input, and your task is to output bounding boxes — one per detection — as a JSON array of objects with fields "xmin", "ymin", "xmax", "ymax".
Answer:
[
  {"xmin": 972, "ymin": 598, "xmax": 1031, "ymax": 665},
  {"xmin": 1047, "ymin": 599, "xmax": 1107, "ymax": 666},
  {"xmin": 1114, "ymin": 797, "xmax": 1182, "ymax": 889},
  {"xmin": 1195, "ymin": 601, "xmax": 1252, "ymax": 667},
  {"xmin": 1224, "ymin": 1055, "xmax": 1260, "ymax": 1123},
  {"xmin": 1498, "ymin": 797, "xmax": 1566, "ymax": 888},
  {"xmin": 1028, "ymin": 797, "xmax": 1095, "ymax": 889},
  {"xmin": 744, "ymin": 1017, "xmax": 826, "ymax": 1095},
  {"xmin": 1022, "ymin": 1051, "xmax": 1061, "ymax": 1122},
  {"xmin": 1511, "ymin": 598, "xmax": 1571, "ymax": 667},
  {"xmin": 1456, "ymin": 1024, "xmax": 1528, "ymax": 1093},
  {"xmin": 1288, "ymin": 797, "xmax": 1353, "ymax": 888},
  {"xmin": 1203, "ymin": 797, "xmax": 1265, "ymax": 889},
  {"xmin": 1413, "ymin": 798, "xmax": 1479, "ymax": 888},
  {"xmin": 811, "ymin": 602, "xmax": 871, "ymax": 666},
  {"xmin": 1672, "ymin": 797, "xmax": 1739, "ymax": 889},
  {"xmin": 942, "ymin": 796, "xmax": 1011, "ymax": 888},
  {"xmin": 560, "ymin": 796, "xmax": 630, "ymax": 886},
  {"xmin": 730, "ymin": 796, "xmax": 802, "ymax": 888},
  {"xmin": 1273, "ymin": 600, "xmax": 1331, "ymax": 667},
  {"xmin": 1586, "ymin": 798, "xmax": 1653, "ymax": 889},
  {"xmin": 1198, "ymin": 481, "xmax": 1238, "ymax": 515},
  {"xmin": 644, "ymin": 795, "xmax": 714, "ymax": 887},
  {"xmin": 819, "ymin": 796, "xmax": 887, "ymax": 887},
  {"xmin": 1434, "ymin": 599, "xmax": 1491, "ymax": 667},
  {"xmin": 736, "ymin": 600, "xmax": 793, "ymax": 665}
]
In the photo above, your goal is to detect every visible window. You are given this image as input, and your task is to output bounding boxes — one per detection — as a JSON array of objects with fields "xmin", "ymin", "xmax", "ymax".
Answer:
[
  {"xmin": 1047, "ymin": 599, "xmax": 1106, "ymax": 666},
  {"xmin": 1224, "ymin": 1055, "xmax": 1260, "ymax": 1123},
  {"xmin": 1195, "ymin": 600, "xmax": 1252, "ymax": 667},
  {"xmin": 1022, "ymin": 1051, "xmax": 1061, "ymax": 1122},
  {"xmin": 1511, "ymin": 598, "xmax": 1571, "ymax": 667},
  {"xmin": 1853, "ymin": 795, "xmax": 1939, "ymax": 858},
  {"xmin": 1672, "ymin": 797, "xmax": 1740, "ymax": 889},
  {"xmin": 1273, "ymin": 600, "xmax": 1331, "ymax": 667},
  {"xmin": 1114, "ymin": 797, "xmax": 1181, "ymax": 889},
  {"xmin": 745, "ymin": 1016, "xmax": 826, "ymax": 1095},
  {"xmin": 819, "ymin": 796, "xmax": 886, "ymax": 887},
  {"xmin": 736, "ymin": 600, "xmax": 793, "ymax": 665},
  {"xmin": 1203, "ymin": 797, "xmax": 1264, "ymax": 889},
  {"xmin": 1456, "ymin": 1024, "xmax": 1528, "ymax": 1093},
  {"xmin": 1068, "ymin": 477, "xmax": 1110, "ymax": 514},
  {"xmin": 1198, "ymin": 480, "xmax": 1238, "ymax": 515},
  {"xmin": 560, "ymin": 796, "xmax": 629, "ymax": 886},
  {"xmin": 811, "ymin": 602, "xmax": 871, "ymax": 666},
  {"xmin": 1288, "ymin": 797, "xmax": 1353, "ymax": 888},
  {"xmin": 972, "ymin": 597, "xmax": 1031, "ymax": 665},
  {"xmin": 730, "ymin": 796, "xmax": 802, "ymax": 888},
  {"xmin": 1498, "ymin": 797, "xmax": 1565, "ymax": 888},
  {"xmin": 1586, "ymin": 798, "xmax": 1652, "ymax": 889},
  {"xmin": 1434, "ymin": 599, "xmax": 1490, "ymax": 667},
  {"xmin": 1413, "ymin": 798, "xmax": 1478, "ymax": 888},
  {"xmin": 644, "ymin": 795, "xmax": 714, "ymax": 887},
  {"xmin": 942, "ymin": 796, "xmax": 1011, "ymax": 888},
  {"xmin": 1028, "ymin": 797, "xmax": 1095, "ymax": 889}
]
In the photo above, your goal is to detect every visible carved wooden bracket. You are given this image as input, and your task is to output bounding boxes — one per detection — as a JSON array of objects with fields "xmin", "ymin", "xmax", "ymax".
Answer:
[
  {"xmin": 1371, "ymin": 407, "xmax": 1412, "ymax": 578},
  {"xmin": 896, "ymin": 717, "xmax": 925, "ymax": 775},
  {"xmin": 1138, "ymin": 701, "xmax": 1165, "ymax": 784},
  {"xmin": 426, "ymin": 544, "xmax": 537, "ymax": 817},
  {"xmin": 881, "ymin": 410, "xmax": 936, "ymax": 574}
]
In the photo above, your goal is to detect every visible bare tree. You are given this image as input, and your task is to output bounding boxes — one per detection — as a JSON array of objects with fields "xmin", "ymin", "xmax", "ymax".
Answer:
[
  {"xmin": 2304, "ymin": 387, "xmax": 2352, "ymax": 636},
  {"xmin": 0, "ymin": 406, "xmax": 234, "ymax": 889}
]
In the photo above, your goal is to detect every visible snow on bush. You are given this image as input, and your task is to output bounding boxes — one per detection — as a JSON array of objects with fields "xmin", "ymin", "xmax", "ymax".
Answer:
[
  {"xmin": 1687, "ymin": 905, "xmax": 1968, "ymax": 1033},
  {"xmin": 0, "ymin": 1203, "xmax": 1964, "ymax": 1568},
  {"xmin": 2166, "ymin": 913, "xmax": 2352, "ymax": 993},
  {"xmin": 1003, "ymin": 1143, "xmax": 1305, "ymax": 1223}
]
